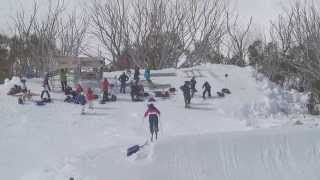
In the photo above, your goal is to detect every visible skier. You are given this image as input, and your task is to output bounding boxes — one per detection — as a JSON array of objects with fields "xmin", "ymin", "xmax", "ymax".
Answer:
[
  {"xmin": 86, "ymin": 87, "xmax": 94, "ymax": 109},
  {"xmin": 134, "ymin": 66, "xmax": 140, "ymax": 83},
  {"xmin": 144, "ymin": 103, "xmax": 161, "ymax": 142},
  {"xmin": 43, "ymin": 72, "xmax": 51, "ymax": 91},
  {"xmin": 144, "ymin": 68, "xmax": 151, "ymax": 82},
  {"xmin": 100, "ymin": 78, "xmax": 109, "ymax": 102},
  {"xmin": 60, "ymin": 69, "xmax": 68, "ymax": 92},
  {"xmin": 190, "ymin": 76, "xmax": 197, "ymax": 97},
  {"xmin": 180, "ymin": 81, "xmax": 191, "ymax": 108},
  {"xmin": 118, "ymin": 72, "xmax": 129, "ymax": 94},
  {"xmin": 202, "ymin": 81, "xmax": 211, "ymax": 99}
]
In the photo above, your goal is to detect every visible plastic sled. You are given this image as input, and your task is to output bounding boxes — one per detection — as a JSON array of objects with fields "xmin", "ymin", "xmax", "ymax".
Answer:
[{"xmin": 35, "ymin": 101, "xmax": 46, "ymax": 106}]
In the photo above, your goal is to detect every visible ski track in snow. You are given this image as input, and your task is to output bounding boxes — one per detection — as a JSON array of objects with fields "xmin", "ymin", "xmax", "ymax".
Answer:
[{"xmin": 0, "ymin": 64, "xmax": 319, "ymax": 180}]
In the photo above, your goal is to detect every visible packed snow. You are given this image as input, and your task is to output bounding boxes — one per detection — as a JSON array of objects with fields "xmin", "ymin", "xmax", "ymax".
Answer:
[{"xmin": 0, "ymin": 64, "xmax": 319, "ymax": 180}]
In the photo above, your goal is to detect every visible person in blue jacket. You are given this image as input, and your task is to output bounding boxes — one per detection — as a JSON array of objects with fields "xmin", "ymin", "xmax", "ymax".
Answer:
[{"xmin": 144, "ymin": 68, "xmax": 151, "ymax": 82}]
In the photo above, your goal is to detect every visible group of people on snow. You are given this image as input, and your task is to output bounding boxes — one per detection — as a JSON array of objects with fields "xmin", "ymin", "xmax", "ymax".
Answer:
[{"xmin": 180, "ymin": 76, "xmax": 212, "ymax": 108}]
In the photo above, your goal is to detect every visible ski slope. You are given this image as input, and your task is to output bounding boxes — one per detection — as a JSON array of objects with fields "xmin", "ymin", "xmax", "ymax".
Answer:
[{"xmin": 0, "ymin": 64, "xmax": 319, "ymax": 180}]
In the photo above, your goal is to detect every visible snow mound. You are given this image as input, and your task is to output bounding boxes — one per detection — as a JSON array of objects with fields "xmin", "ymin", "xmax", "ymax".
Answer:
[
  {"xmin": 242, "ymin": 73, "xmax": 308, "ymax": 121},
  {"xmin": 4, "ymin": 76, "xmax": 21, "ymax": 87}
]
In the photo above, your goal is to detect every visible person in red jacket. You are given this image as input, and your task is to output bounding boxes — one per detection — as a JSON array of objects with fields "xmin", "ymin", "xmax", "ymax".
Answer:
[
  {"xmin": 86, "ymin": 87, "xmax": 95, "ymax": 109},
  {"xmin": 100, "ymin": 78, "xmax": 109, "ymax": 102},
  {"xmin": 75, "ymin": 84, "xmax": 83, "ymax": 94},
  {"xmin": 144, "ymin": 103, "xmax": 161, "ymax": 142}
]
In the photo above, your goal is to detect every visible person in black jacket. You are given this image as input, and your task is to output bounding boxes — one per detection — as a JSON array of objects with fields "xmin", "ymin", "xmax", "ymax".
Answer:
[
  {"xmin": 180, "ymin": 81, "xmax": 191, "ymax": 108},
  {"xmin": 133, "ymin": 66, "xmax": 140, "ymax": 83},
  {"xmin": 202, "ymin": 81, "xmax": 211, "ymax": 99},
  {"xmin": 118, "ymin": 72, "xmax": 129, "ymax": 94},
  {"xmin": 43, "ymin": 72, "xmax": 51, "ymax": 91},
  {"xmin": 190, "ymin": 76, "xmax": 197, "ymax": 97},
  {"xmin": 40, "ymin": 86, "xmax": 51, "ymax": 103}
]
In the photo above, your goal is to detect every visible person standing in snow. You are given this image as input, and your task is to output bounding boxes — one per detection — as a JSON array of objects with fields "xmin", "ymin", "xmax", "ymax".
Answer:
[
  {"xmin": 78, "ymin": 92, "xmax": 87, "ymax": 115},
  {"xmin": 144, "ymin": 103, "xmax": 161, "ymax": 142},
  {"xmin": 100, "ymin": 78, "xmax": 109, "ymax": 102},
  {"xmin": 21, "ymin": 78, "xmax": 28, "ymax": 93},
  {"xmin": 180, "ymin": 81, "xmax": 192, "ymax": 108},
  {"xmin": 144, "ymin": 68, "xmax": 151, "ymax": 82},
  {"xmin": 43, "ymin": 72, "xmax": 51, "ymax": 91},
  {"xmin": 86, "ymin": 87, "xmax": 94, "ymax": 109},
  {"xmin": 40, "ymin": 85, "xmax": 51, "ymax": 103},
  {"xmin": 190, "ymin": 76, "xmax": 197, "ymax": 97},
  {"xmin": 118, "ymin": 72, "xmax": 129, "ymax": 94},
  {"xmin": 202, "ymin": 81, "xmax": 211, "ymax": 99},
  {"xmin": 134, "ymin": 66, "xmax": 140, "ymax": 83},
  {"xmin": 60, "ymin": 69, "xmax": 68, "ymax": 92},
  {"xmin": 74, "ymin": 84, "xmax": 84, "ymax": 103}
]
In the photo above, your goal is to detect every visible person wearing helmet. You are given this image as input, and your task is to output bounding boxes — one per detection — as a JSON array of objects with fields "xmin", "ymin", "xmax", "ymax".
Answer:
[{"xmin": 144, "ymin": 103, "xmax": 161, "ymax": 142}]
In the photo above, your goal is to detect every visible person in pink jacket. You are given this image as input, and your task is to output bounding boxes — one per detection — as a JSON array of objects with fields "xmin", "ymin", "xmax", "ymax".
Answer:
[
  {"xmin": 86, "ymin": 87, "xmax": 95, "ymax": 109},
  {"xmin": 144, "ymin": 103, "xmax": 161, "ymax": 142}
]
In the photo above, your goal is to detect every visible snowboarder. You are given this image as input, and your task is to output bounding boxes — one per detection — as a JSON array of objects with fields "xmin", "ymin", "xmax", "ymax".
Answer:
[
  {"xmin": 86, "ymin": 87, "xmax": 94, "ymax": 109},
  {"xmin": 43, "ymin": 72, "xmax": 51, "ymax": 91},
  {"xmin": 202, "ymin": 81, "xmax": 211, "ymax": 99},
  {"xmin": 180, "ymin": 81, "xmax": 191, "ymax": 108},
  {"xmin": 144, "ymin": 68, "xmax": 151, "ymax": 82},
  {"xmin": 60, "ymin": 69, "xmax": 68, "ymax": 92},
  {"xmin": 118, "ymin": 72, "xmax": 129, "ymax": 94},
  {"xmin": 144, "ymin": 103, "xmax": 161, "ymax": 142},
  {"xmin": 100, "ymin": 78, "xmax": 109, "ymax": 102},
  {"xmin": 190, "ymin": 76, "xmax": 197, "ymax": 97},
  {"xmin": 134, "ymin": 66, "xmax": 140, "ymax": 83}
]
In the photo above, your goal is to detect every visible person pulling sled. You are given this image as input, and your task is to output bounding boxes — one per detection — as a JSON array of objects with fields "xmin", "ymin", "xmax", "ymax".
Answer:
[{"xmin": 144, "ymin": 103, "xmax": 161, "ymax": 142}]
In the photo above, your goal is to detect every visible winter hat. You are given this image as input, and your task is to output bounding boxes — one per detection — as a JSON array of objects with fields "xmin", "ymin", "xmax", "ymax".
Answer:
[{"xmin": 148, "ymin": 97, "xmax": 156, "ymax": 102}]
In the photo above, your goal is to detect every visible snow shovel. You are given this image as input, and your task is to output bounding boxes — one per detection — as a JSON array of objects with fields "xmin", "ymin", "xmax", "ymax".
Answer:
[{"xmin": 126, "ymin": 141, "xmax": 148, "ymax": 157}]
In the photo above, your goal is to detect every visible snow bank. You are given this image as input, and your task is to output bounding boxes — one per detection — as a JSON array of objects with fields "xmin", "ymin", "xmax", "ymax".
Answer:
[
  {"xmin": 4, "ymin": 76, "xmax": 21, "ymax": 87},
  {"xmin": 241, "ymin": 72, "xmax": 308, "ymax": 123}
]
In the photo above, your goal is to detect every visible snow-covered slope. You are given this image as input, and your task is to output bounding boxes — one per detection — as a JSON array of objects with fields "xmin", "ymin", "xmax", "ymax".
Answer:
[
  {"xmin": 60, "ymin": 128, "xmax": 320, "ymax": 180},
  {"xmin": 0, "ymin": 64, "xmax": 317, "ymax": 180}
]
